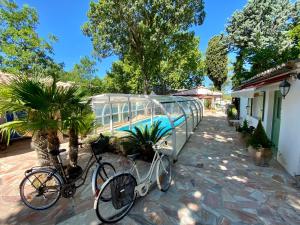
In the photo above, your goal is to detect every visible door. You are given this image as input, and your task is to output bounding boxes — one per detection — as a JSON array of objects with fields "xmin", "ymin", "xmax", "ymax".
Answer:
[{"xmin": 271, "ymin": 91, "xmax": 282, "ymax": 153}]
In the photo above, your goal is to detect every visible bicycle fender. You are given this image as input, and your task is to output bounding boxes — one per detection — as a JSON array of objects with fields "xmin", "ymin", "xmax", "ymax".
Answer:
[
  {"xmin": 25, "ymin": 167, "xmax": 64, "ymax": 186},
  {"xmin": 91, "ymin": 164, "xmax": 101, "ymax": 196}
]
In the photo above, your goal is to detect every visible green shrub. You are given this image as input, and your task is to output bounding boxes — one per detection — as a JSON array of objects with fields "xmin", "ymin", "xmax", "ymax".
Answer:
[
  {"xmin": 248, "ymin": 120, "xmax": 272, "ymax": 149},
  {"xmin": 204, "ymin": 99, "xmax": 212, "ymax": 109},
  {"xmin": 237, "ymin": 119, "xmax": 253, "ymax": 134},
  {"xmin": 227, "ymin": 104, "xmax": 238, "ymax": 119}
]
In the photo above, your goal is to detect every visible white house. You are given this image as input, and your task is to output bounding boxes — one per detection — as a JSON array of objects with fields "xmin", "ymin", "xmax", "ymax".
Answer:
[
  {"xmin": 174, "ymin": 86, "xmax": 223, "ymax": 108},
  {"xmin": 232, "ymin": 59, "xmax": 300, "ymax": 176}
]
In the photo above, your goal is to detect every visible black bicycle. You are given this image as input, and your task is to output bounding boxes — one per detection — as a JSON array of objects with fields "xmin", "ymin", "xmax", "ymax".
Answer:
[{"xmin": 19, "ymin": 138, "xmax": 116, "ymax": 210}]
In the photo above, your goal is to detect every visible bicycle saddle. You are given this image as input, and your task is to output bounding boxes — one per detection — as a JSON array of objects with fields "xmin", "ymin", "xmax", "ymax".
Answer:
[
  {"xmin": 49, "ymin": 149, "xmax": 67, "ymax": 156},
  {"xmin": 127, "ymin": 153, "xmax": 140, "ymax": 161}
]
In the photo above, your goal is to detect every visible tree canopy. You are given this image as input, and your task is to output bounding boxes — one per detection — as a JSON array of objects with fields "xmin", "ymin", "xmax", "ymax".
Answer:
[
  {"xmin": 0, "ymin": 0, "xmax": 60, "ymax": 76},
  {"xmin": 83, "ymin": 0, "xmax": 206, "ymax": 94},
  {"xmin": 226, "ymin": 0, "xmax": 300, "ymax": 87},
  {"xmin": 205, "ymin": 35, "xmax": 228, "ymax": 90}
]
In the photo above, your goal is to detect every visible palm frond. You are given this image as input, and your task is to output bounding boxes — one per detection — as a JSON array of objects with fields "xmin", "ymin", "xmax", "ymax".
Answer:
[
  {"xmin": 134, "ymin": 126, "xmax": 146, "ymax": 144},
  {"xmin": 0, "ymin": 121, "xmax": 26, "ymax": 144},
  {"xmin": 149, "ymin": 121, "xmax": 161, "ymax": 142}
]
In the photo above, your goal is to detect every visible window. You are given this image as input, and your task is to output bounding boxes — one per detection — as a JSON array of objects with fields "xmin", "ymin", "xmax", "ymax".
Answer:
[
  {"xmin": 251, "ymin": 92, "xmax": 265, "ymax": 120},
  {"xmin": 247, "ymin": 98, "xmax": 253, "ymax": 116}
]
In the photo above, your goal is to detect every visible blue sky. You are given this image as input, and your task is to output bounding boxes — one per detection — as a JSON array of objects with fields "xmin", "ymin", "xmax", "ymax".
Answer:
[{"xmin": 15, "ymin": 0, "xmax": 247, "ymax": 84}]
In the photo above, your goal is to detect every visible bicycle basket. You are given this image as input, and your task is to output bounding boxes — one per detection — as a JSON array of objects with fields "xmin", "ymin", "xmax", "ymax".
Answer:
[
  {"xmin": 91, "ymin": 135, "xmax": 110, "ymax": 155},
  {"xmin": 110, "ymin": 174, "xmax": 136, "ymax": 210}
]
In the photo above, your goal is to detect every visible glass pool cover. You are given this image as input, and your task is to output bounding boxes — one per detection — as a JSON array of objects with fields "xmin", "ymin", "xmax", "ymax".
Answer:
[{"xmin": 91, "ymin": 94, "xmax": 203, "ymax": 159}]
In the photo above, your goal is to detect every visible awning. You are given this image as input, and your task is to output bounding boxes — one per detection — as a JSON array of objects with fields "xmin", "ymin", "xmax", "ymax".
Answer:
[{"xmin": 231, "ymin": 87, "xmax": 256, "ymax": 98}]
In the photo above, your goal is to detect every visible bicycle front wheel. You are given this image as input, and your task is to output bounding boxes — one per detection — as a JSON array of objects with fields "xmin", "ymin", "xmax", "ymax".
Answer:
[
  {"xmin": 94, "ymin": 173, "xmax": 136, "ymax": 223},
  {"xmin": 19, "ymin": 169, "xmax": 62, "ymax": 210},
  {"xmin": 92, "ymin": 162, "xmax": 116, "ymax": 197},
  {"xmin": 156, "ymin": 155, "xmax": 172, "ymax": 192}
]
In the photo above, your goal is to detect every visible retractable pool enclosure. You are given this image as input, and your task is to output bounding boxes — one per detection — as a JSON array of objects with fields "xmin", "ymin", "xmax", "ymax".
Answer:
[{"xmin": 91, "ymin": 94, "xmax": 204, "ymax": 159}]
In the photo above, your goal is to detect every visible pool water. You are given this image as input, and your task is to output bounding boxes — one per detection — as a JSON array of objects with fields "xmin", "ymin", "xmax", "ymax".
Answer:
[{"xmin": 116, "ymin": 115, "xmax": 185, "ymax": 133}]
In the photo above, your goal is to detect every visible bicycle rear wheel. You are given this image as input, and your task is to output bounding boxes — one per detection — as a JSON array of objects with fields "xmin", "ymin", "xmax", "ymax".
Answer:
[
  {"xmin": 94, "ymin": 173, "xmax": 136, "ymax": 223},
  {"xmin": 19, "ymin": 169, "xmax": 62, "ymax": 210},
  {"xmin": 156, "ymin": 155, "xmax": 172, "ymax": 192}
]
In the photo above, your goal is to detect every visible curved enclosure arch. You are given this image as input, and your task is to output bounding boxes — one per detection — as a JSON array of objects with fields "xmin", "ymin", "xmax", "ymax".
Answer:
[{"xmin": 91, "ymin": 94, "xmax": 203, "ymax": 159}]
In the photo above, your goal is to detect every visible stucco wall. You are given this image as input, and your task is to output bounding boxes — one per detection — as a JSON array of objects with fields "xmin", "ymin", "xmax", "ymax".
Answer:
[
  {"xmin": 236, "ymin": 80, "xmax": 300, "ymax": 175},
  {"xmin": 278, "ymin": 78, "xmax": 300, "ymax": 175},
  {"xmin": 239, "ymin": 97, "xmax": 248, "ymax": 121}
]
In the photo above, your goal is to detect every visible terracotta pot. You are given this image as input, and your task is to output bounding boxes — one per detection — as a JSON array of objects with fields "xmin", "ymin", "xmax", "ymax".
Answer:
[
  {"xmin": 227, "ymin": 119, "xmax": 234, "ymax": 126},
  {"xmin": 241, "ymin": 133, "xmax": 251, "ymax": 146},
  {"xmin": 249, "ymin": 146, "xmax": 273, "ymax": 167},
  {"xmin": 247, "ymin": 145, "xmax": 256, "ymax": 157}
]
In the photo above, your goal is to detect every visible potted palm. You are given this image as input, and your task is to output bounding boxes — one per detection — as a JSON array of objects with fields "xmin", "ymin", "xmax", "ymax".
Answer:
[
  {"xmin": 247, "ymin": 120, "xmax": 273, "ymax": 166},
  {"xmin": 121, "ymin": 121, "xmax": 171, "ymax": 162}
]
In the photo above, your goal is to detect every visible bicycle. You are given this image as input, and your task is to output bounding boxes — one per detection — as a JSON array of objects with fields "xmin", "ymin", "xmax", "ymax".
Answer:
[
  {"xmin": 94, "ymin": 142, "xmax": 172, "ymax": 223},
  {"xmin": 19, "ymin": 138, "xmax": 116, "ymax": 210}
]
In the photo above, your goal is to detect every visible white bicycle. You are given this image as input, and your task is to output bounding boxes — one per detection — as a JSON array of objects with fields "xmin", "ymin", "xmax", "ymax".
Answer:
[{"xmin": 94, "ymin": 142, "xmax": 172, "ymax": 223}]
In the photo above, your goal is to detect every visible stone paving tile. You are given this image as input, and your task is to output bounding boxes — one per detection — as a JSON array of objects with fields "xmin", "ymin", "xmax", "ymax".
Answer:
[{"xmin": 1, "ymin": 111, "xmax": 300, "ymax": 225}]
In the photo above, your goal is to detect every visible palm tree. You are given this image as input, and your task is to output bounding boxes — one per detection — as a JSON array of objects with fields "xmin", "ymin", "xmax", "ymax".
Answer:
[
  {"xmin": 61, "ymin": 95, "xmax": 93, "ymax": 167},
  {"xmin": 0, "ymin": 76, "xmax": 81, "ymax": 167}
]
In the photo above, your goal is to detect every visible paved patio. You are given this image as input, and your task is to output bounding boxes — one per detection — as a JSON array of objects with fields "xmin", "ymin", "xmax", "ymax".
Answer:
[{"xmin": 0, "ymin": 111, "xmax": 300, "ymax": 225}]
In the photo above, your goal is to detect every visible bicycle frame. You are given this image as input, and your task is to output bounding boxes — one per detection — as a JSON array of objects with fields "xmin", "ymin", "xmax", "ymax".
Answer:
[
  {"xmin": 130, "ymin": 150, "xmax": 166, "ymax": 196},
  {"xmin": 56, "ymin": 147, "xmax": 101, "ymax": 188}
]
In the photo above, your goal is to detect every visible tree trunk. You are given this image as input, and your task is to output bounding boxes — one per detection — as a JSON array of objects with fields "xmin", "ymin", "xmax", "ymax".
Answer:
[
  {"xmin": 47, "ymin": 129, "xmax": 60, "ymax": 168},
  {"xmin": 31, "ymin": 130, "xmax": 50, "ymax": 166},
  {"xmin": 69, "ymin": 127, "xmax": 78, "ymax": 167},
  {"xmin": 143, "ymin": 79, "xmax": 149, "ymax": 94},
  {"xmin": 142, "ymin": 66, "xmax": 150, "ymax": 94}
]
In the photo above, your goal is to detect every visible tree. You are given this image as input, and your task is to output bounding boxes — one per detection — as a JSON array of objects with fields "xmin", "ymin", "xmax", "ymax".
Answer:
[
  {"xmin": 289, "ymin": 23, "xmax": 300, "ymax": 56},
  {"xmin": 72, "ymin": 56, "xmax": 97, "ymax": 81},
  {"xmin": 103, "ymin": 36, "xmax": 205, "ymax": 94},
  {"xmin": 205, "ymin": 35, "xmax": 228, "ymax": 90},
  {"xmin": 0, "ymin": 76, "xmax": 85, "ymax": 167},
  {"xmin": 83, "ymin": 0, "xmax": 205, "ymax": 94},
  {"xmin": 0, "ymin": 0, "xmax": 59, "ymax": 76},
  {"xmin": 103, "ymin": 59, "xmax": 136, "ymax": 94},
  {"xmin": 226, "ymin": 0, "xmax": 299, "ymax": 87},
  {"xmin": 158, "ymin": 33, "xmax": 204, "ymax": 92},
  {"xmin": 61, "ymin": 93, "xmax": 92, "ymax": 167}
]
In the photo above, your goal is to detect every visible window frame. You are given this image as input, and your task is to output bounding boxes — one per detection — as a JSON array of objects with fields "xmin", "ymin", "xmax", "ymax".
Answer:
[{"xmin": 249, "ymin": 91, "xmax": 265, "ymax": 121}]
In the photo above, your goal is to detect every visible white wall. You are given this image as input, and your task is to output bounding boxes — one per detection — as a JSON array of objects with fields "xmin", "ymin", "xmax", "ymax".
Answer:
[
  {"xmin": 239, "ymin": 97, "xmax": 248, "ymax": 121},
  {"xmin": 277, "ymin": 78, "xmax": 300, "ymax": 175},
  {"xmin": 237, "ymin": 80, "xmax": 300, "ymax": 175}
]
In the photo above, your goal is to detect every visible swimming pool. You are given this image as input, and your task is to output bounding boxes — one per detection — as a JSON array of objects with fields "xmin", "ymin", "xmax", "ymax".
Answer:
[{"xmin": 116, "ymin": 115, "xmax": 185, "ymax": 132}]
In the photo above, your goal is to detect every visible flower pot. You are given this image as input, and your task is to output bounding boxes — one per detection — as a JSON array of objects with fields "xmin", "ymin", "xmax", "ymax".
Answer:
[
  {"xmin": 249, "ymin": 146, "xmax": 272, "ymax": 167},
  {"xmin": 241, "ymin": 133, "xmax": 251, "ymax": 146},
  {"xmin": 227, "ymin": 118, "xmax": 234, "ymax": 126}
]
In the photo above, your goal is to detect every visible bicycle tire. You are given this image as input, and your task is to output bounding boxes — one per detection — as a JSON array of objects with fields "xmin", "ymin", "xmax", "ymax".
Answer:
[
  {"xmin": 94, "ymin": 173, "xmax": 136, "ymax": 223},
  {"xmin": 156, "ymin": 155, "xmax": 172, "ymax": 192},
  {"xmin": 92, "ymin": 162, "xmax": 116, "ymax": 198},
  {"xmin": 19, "ymin": 169, "xmax": 62, "ymax": 210}
]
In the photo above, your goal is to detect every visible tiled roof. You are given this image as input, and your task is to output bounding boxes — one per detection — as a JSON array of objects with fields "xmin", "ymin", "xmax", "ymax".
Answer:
[
  {"xmin": 235, "ymin": 59, "xmax": 300, "ymax": 90},
  {"xmin": 174, "ymin": 86, "xmax": 222, "ymax": 96}
]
